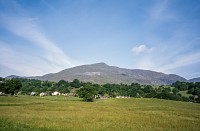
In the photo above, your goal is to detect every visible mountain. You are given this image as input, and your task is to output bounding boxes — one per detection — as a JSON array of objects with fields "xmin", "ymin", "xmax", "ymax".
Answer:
[
  {"xmin": 189, "ymin": 77, "xmax": 200, "ymax": 82},
  {"xmin": 5, "ymin": 75, "xmax": 32, "ymax": 79},
  {"xmin": 34, "ymin": 63, "xmax": 186, "ymax": 85},
  {"xmin": 6, "ymin": 75, "xmax": 25, "ymax": 79}
]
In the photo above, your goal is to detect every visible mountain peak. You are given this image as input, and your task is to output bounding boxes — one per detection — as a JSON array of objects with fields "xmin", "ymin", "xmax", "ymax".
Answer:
[{"xmin": 93, "ymin": 62, "xmax": 108, "ymax": 66}]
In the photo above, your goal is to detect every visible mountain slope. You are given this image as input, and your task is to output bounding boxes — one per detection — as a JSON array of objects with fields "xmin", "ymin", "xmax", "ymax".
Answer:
[
  {"xmin": 189, "ymin": 77, "xmax": 200, "ymax": 82},
  {"xmin": 5, "ymin": 75, "xmax": 26, "ymax": 79},
  {"xmin": 34, "ymin": 63, "xmax": 186, "ymax": 85}
]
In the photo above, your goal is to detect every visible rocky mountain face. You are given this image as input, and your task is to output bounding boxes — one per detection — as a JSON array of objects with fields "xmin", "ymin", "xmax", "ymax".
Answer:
[{"xmin": 34, "ymin": 63, "xmax": 187, "ymax": 85}]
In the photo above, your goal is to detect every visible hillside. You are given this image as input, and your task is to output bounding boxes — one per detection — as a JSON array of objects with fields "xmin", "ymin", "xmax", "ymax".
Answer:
[
  {"xmin": 189, "ymin": 77, "xmax": 200, "ymax": 82},
  {"xmin": 34, "ymin": 63, "xmax": 186, "ymax": 85},
  {"xmin": 5, "ymin": 75, "xmax": 24, "ymax": 79}
]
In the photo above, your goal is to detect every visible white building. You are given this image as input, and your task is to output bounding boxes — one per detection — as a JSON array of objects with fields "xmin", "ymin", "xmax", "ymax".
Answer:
[{"xmin": 52, "ymin": 91, "xmax": 61, "ymax": 96}]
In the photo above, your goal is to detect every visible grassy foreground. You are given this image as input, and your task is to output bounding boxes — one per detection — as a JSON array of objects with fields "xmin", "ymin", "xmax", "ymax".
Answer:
[{"xmin": 0, "ymin": 96, "xmax": 200, "ymax": 131}]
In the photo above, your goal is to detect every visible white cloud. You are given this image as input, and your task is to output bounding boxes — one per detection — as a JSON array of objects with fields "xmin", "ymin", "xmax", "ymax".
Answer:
[
  {"xmin": 1, "ymin": 16, "xmax": 74, "ymax": 68},
  {"xmin": 161, "ymin": 52, "xmax": 200, "ymax": 72},
  {"xmin": 1, "ymin": 16, "xmax": 78, "ymax": 74},
  {"xmin": 132, "ymin": 45, "xmax": 155, "ymax": 54},
  {"xmin": 0, "ymin": 1, "xmax": 80, "ymax": 76},
  {"xmin": 0, "ymin": 42, "xmax": 60, "ymax": 76},
  {"xmin": 133, "ymin": 50, "xmax": 200, "ymax": 78}
]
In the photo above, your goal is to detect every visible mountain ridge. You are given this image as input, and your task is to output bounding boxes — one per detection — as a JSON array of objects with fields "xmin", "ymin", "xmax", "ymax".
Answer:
[
  {"xmin": 32, "ymin": 63, "xmax": 187, "ymax": 85},
  {"xmin": 6, "ymin": 63, "xmax": 199, "ymax": 85},
  {"xmin": 189, "ymin": 77, "xmax": 200, "ymax": 82}
]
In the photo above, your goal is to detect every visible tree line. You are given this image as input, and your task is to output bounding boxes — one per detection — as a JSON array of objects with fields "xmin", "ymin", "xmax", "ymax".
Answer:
[
  {"xmin": 0, "ymin": 77, "xmax": 199, "ymax": 103},
  {"xmin": 0, "ymin": 78, "xmax": 81, "ymax": 95}
]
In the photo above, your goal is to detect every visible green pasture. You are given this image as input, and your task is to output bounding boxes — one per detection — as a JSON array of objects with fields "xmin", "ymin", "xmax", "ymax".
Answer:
[{"xmin": 0, "ymin": 96, "xmax": 200, "ymax": 131}]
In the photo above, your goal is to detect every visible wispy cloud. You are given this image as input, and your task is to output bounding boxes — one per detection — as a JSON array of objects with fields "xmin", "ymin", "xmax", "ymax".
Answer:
[
  {"xmin": 41, "ymin": 0, "xmax": 57, "ymax": 11},
  {"xmin": 1, "ymin": 16, "xmax": 73, "ymax": 68},
  {"xmin": 134, "ymin": 49, "xmax": 200, "ymax": 77},
  {"xmin": 0, "ymin": 42, "xmax": 61, "ymax": 76},
  {"xmin": 149, "ymin": 0, "xmax": 177, "ymax": 22},
  {"xmin": 161, "ymin": 52, "xmax": 200, "ymax": 72},
  {"xmin": 0, "ymin": 1, "xmax": 79, "ymax": 76},
  {"xmin": 132, "ymin": 45, "xmax": 155, "ymax": 54},
  {"xmin": 131, "ymin": 0, "xmax": 200, "ymax": 79}
]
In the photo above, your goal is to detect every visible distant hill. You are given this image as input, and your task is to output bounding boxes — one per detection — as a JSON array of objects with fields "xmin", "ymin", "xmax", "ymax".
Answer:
[
  {"xmin": 5, "ymin": 75, "xmax": 25, "ymax": 79},
  {"xmin": 34, "ymin": 63, "xmax": 186, "ymax": 85},
  {"xmin": 189, "ymin": 77, "xmax": 200, "ymax": 82},
  {"xmin": 5, "ymin": 75, "xmax": 33, "ymax": 79}
]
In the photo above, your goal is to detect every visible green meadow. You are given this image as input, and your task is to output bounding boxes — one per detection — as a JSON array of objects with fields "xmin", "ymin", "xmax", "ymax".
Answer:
[{"xmin": 0, "ymin": 96, "xmax": 200, "ymax": 131}]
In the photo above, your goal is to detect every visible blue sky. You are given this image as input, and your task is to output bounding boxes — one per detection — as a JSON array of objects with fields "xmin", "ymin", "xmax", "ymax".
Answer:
[{"xmin": 0, "ymin": 0, "xmax": 200, "ymax": 79}]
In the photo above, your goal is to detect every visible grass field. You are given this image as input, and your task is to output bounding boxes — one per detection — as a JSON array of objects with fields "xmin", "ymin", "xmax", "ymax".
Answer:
[
  {"xmin": 179, "ymin": 91, "xmax": 193, "ymax": 97},
  {"xmin": 0, "ymin": 96, "xmax": 200, "ymax": 131}
]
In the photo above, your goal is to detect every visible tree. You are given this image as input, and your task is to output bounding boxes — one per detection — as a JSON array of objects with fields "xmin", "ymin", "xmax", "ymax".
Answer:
[
  {"xmin": 58, "ymin": 80, "xmax": 69, "ymax": 87},
  {"xmin": 59, "ymin": 87, "xmax": 70, "ymax": 93},
  {"xmin": 5, "ymin": 79, "xmax": 22, "ymax": 95},
  {"xmin": 57, "ymin": 80, "xmax": 70, "ymax": 93},
  {"xmin": 143, "ymin": 85, "xmax": 154, "ymax": 93},
  {"xmin": 77, "ymin": 83, "xmax": 96, "ymax": 102},
  {"xmin": 188, "ymin": 87, "xmax": 194, "ymax": 94},
  {"xmin": 0, "ymin": 80, "xmax": 5, "ymax": 92},
  {"xmin": 0, "ymin": 77, "xmax": 4, "ymax": 81},
  {"xmin": 70, "ymin": 79, "xmax": 81, "ymax": 88},
  {"xmin": 172, "ymin": 87, "xmax": 179, "ymax": 95},
  {"xmin": 162, "ymin": 87, "xmax": 171, "ymax": 93},
  {"xmin": 180, "ymin": 82, "xmax": 188, "ymax": 91}
]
